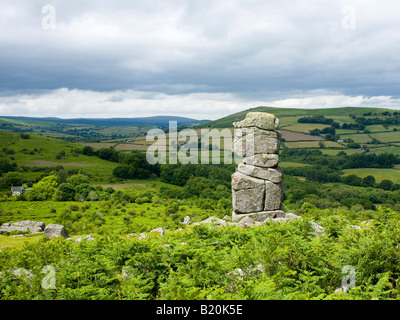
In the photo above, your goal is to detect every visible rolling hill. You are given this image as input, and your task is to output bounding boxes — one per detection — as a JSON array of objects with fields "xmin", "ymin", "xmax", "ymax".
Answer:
[
  {"xmin": 0, "ymin": 131, "xmax": 118, "ymax": 183},
  {"xmin": 0, "ymin": 115, "xmax": 208, "ymax": 127},
  {"xmin": 195, "ymin": 106, "xmax": 397, "ymax": 128}
]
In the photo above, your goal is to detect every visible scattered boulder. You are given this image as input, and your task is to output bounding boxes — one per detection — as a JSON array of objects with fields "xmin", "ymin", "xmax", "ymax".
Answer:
[
  {"xmin": 227, "ymin": 268, "xmax": 245, "ymax": 280},
  {"xmin": 200, "ymin": 216, "xmax": 227, "ymax": 226},
  {"xmin": 232, "ymin": 210, "xmax": 285, "ymax": 222},
  {"xmin": 0, "ymin": 220, "xmax": 45, "ymax": 235},
  {"xmin": 285, "ymin": 212, "xmax": 301, "ymax": 220},
  {"xmin": 75, "ymin": 235, "xmax": 95, "ymax": 243},
  {"xmin": 182, "ymin": 216, "xmax": 191, "ymax": 225},
  {"xmin": 238, "ymin": 216, "xmax": 254, "ymax": 228},
  {"xmin": 150, "ymin": 227, "xmax": 165, "ymax": 236},
  {"xmin": 334, "ymin": 286, "xmax": 349, "ymax": 294},
  {"xmin": 44, "ymin": 224, "xmax": 68, "ymax": 239},
  {"xmin": 12, "ymin": 268, "xmax": 34, "ymax": 279},
  {"xmin": 227, "ymin": 264, "xmax": 265, "ymax": 281},
  {"xmin": 264, "ymin": 217, "xmax": 289, "ymax": 224},
  {"xmin": 138, "ymin": 233, "xmax": 147, "ymax": 240},
  {"xmin": 311, "ymin": 221, "xmax": 325, "ymax": 237},
  {"xmin": 121, "ymin": 266, "xmax": 133, "ymax": 280}
]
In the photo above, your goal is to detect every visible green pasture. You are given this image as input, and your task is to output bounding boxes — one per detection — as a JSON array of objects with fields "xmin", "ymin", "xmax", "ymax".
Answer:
[
  {"xmin": 283, "ymin": 141, "xmax": 344, "ymax": 149},
  {"xmin": 318, "ymin": 148, "xmax": 361, "ymax": 156},
  {"xmin": 348, "ymin": 134, "xmax": 372, "ymax": 143},
  {"xmin": 342, "ymin": 168, "xmax": 400, "ymax": 183},
  {"xmin": 0, "ymin": 131, "xmax": 119, "ymax": 183},
  {"xmin": 369, "ymin": 146, "xmax": 400, "ymax": 155},
  {"xmin": 369, "ymin": 131, "xmax": 400, "ymax": 143},
  {"xmin": 282, "ymin": 123, "xmax": 331, "ymax": 133}
]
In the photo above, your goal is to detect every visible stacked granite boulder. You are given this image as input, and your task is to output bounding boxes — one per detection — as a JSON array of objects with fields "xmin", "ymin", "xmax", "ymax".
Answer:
[{"xmin": 232, "ymin": 112, "xmax": 285, "ymax": 221}]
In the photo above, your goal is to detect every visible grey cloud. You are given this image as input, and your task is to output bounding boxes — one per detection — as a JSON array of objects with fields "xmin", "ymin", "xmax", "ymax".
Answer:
[{"xmin": 0, "ymin": 0, "xmax": 400, "ymax": 116}]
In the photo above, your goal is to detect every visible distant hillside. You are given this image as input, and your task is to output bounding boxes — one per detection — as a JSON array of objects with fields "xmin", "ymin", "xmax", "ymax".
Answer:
[
  {"xmin": 196, "ymin": 106, "xmax": 398, "ymax": 128},
  {"xmin": 0, "ymin": 115, "xmax": 209, "ymax": 127},
  {"xmin": 0, "ymin": 130, "xmax": 118, "ymax": 183}
]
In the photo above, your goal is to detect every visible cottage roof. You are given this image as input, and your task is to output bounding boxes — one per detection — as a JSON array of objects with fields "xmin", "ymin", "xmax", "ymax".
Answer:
[{"xmin": 11, "ymin": 186, "xmax": 24, "ymax": 192}]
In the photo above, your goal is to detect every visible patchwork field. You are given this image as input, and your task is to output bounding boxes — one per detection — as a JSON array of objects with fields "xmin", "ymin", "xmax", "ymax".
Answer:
[
  {"xmin": 115, "ymin": 144, "xmax": 151, "ymax": 151},
  {"xmin": 342, "ymin": 168, "xmax": 400, "ymax": 183},
  {"xmin": 370, "ymin": 146, "xmax": 400, "ymax": 155},
  {"xmin": 281, "ymin": 123, "xmax": 331, "ymax": 132},
  {"xmin": 280, "ymin": 130, "xmax": 323, "ymax": 141},
  {"xmin": 0, "ymin": 131, "xmax": 119, "ymax": 183},
  {"xmin": 283, "ymin": 141, "xmax": 345, "ymax": 149},
  {"xmin": 79, "ymin": 142, "xmax": 116, "ymax": 149},
  {"xmin": 279, "ymin": 161, "xmax": 312, "ymax": 168},
  {"xmin": 347, "ymin": 134, "xmax": 373, "ymax": 143},
  {"xmin": 369, "ymin": 131, "xmax": 400, "ymax": 143},
  {"xmin": 319, "ymin": 148, "xmax": 363, "ymax": 156}
]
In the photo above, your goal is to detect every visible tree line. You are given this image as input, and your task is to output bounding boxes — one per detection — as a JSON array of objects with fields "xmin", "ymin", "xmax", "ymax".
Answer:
[{"xmin": 281, "ymin": 149, "xmax": 400, "ymax": 170}]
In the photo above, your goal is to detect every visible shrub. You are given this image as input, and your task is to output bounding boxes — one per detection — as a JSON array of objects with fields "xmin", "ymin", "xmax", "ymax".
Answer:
[{"xmin": 69, "ymin": 204, "xmax": 79, "ymax": 212}]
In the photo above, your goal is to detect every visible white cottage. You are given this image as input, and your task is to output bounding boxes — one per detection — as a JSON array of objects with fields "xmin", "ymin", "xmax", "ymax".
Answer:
[{"xmin": 11, "ymin": 186, "xmax": 25, "ymax": 196}]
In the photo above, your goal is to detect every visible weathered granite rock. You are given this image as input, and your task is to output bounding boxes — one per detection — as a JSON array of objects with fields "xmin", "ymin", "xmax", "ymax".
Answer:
[
  {"xmin": 232, "ymin": 185, "xmax": 265, "ymax": 214},
  {"xmin": 14, "ymin": 221, "xmax": 45, "ymax": 230},
  {"xmin": 150, "ymin": 227, "xmax": 165, "ymax": 236},
  {"xmin": 44, "ymin": 224, "xmax": 68, "ymax": 239},
  {"xmin": 285, "ymin": 212, "xmax": 301, "ymax": 220},
  {"xmin": 75, "ymin": 234, "xmax": 95, "ymax": 243},
  {"xmin": 233, "ymin": 128, "xmax": 280, "ymax": 157},
  {"xmin": 311, "ymin": 221, "xmax": 325, "ymax": 237},
  {"xmin": 231, "ymin": 172, "xmax": 264, "ymax": 190},
  {"xmin": 238, "ymin": 216, "xmax": 254, "ymax": 228},
  {"xmin": 264, "ymin": 181, "xmax": 283, "ymax": 211},
  {"xmin": 232, "ymin": 112, "xmax": 284, "ymax": 221},
  {"xmin": 233, "ymin": 112, "xmax": 279, "ymax": 131},
  {"xmin": 232, "ymin": 210, "xmax": 285, "ymax": 222},
  {"xmin": 0, "ymin": 221, "xmax": 45, "ymax": 234},
  {"xmin": 182, "ymin": 216, "xmax": 191, "ymax": 225},
  {"xmin": 138, "ymin": 233, "xmax": 148, "ymax": 240},
  {"xmin": 200, "ymin": 216, "xmax": 227, "ymax": 226},
  {"xmin": 243, "ymin": 153, "xmax": 279, "ymax": 168},
  {"xmin": 238, "ymin": 163, "xmax": 283, "ymax": 183}
]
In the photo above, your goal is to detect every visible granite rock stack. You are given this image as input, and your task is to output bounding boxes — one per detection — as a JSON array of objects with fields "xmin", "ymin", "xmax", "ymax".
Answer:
[{"xmin": 232, "ymin": 112, "xmax": 284, "ymax": 221}]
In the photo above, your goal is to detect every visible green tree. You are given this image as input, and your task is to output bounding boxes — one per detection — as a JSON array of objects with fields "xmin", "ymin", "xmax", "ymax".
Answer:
[
  {"xmin": 27, "ymin": 175, "xmax": 58, "ymax": 200},
  {"xmin": 0, "ymin": 158, "xmax": 14, "ymax": 174},
  {"xmin": 344, "ymin": 174, "xmax": 363, "ymax": 186},
  {"xmin": 67, "ymin": 174, "xmax": 90, "ymax": 186},
  {"xmin": 362, "ymin": 175, "xmax": 376, "ymax": 187},
  {"xmin": 2, "ymin": 172, "xmax": 23, "ymax": 189},
  {"xmin": 81, "ymin": 146, "xmax": 95, "ymax": 156},
  {"xmin": 88, "ymin": 190, "xmax": 98, "ymax": 201},
  {"xmin": 19, "ymin": 133, "xmax": 30, "ymax": 139},
  {"xmin": 379, "ymin": 179, "xmax": 394, "ymax": 191},
  {"xmin": 55, "ymin": 183, "xmax": 76, "ymax": 201}
]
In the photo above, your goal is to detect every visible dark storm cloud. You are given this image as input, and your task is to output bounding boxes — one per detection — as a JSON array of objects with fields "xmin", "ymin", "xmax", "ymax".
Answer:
[{"xmin": 0, "ymin": 0, "xmax": 399, "ymax": 118}]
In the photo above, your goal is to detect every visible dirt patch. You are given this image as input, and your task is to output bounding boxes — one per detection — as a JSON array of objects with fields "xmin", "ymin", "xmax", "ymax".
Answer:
[
  {"xmin": 27, "ymin": 160, "xmax": 94, "ymax": 167},
  {"xmin": 279, "ymin": 130, "xmax": 323, "ymax": 141},
  {"xmin": 115, "ymin": 144, "xmax": 161, "ymax": 151}
]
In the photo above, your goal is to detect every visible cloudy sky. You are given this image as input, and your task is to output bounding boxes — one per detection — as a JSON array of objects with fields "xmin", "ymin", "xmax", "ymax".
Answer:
[{"xmin": 0, "ymin": 0, "xmax": 399, "ymax": 119}]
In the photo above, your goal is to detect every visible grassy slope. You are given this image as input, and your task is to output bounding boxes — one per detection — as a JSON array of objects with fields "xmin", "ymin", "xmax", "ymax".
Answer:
[
  {"xmin": 0, "ymin": 130, "xmax": 118, "ymax": 183},
  {"xmin": 198, "ymin": 106, "xmax": 395, "ymax": 128},
  {"xmin": 342, "ymin": 168, "xmax": 400, "ymax": 183}
]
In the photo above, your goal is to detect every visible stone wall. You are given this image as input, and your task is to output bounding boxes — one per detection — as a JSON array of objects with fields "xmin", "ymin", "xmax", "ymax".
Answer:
[{"xmin": 231, "ymin": 112, "xmax": 284, "ymax": 221}]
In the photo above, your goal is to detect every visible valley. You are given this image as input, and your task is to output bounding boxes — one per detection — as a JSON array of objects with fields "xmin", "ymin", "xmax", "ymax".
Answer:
[{"xmin": 1, "ymin": 106, "xmax": 400, "ymax": 300}]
